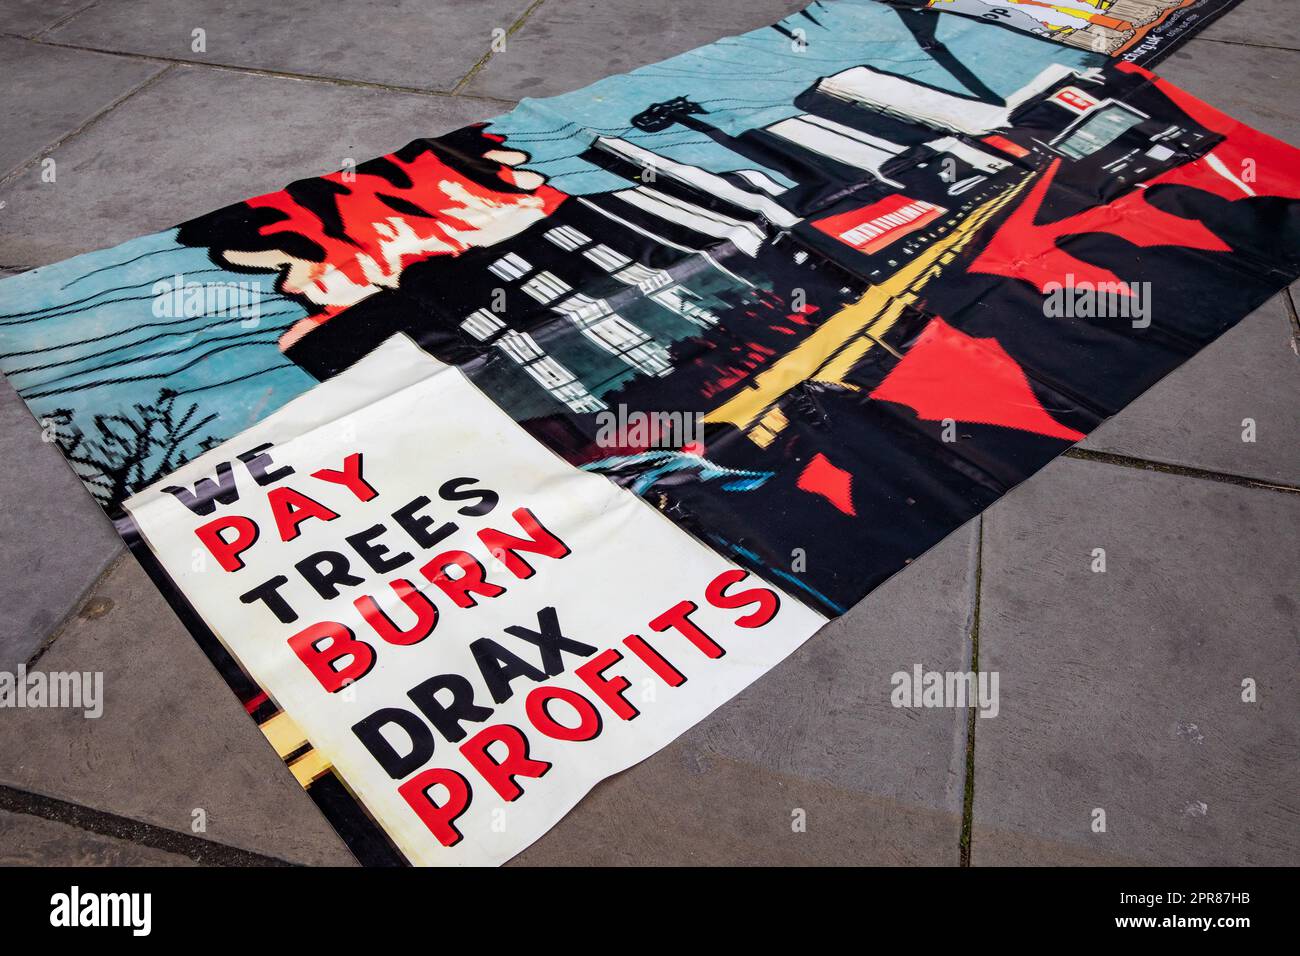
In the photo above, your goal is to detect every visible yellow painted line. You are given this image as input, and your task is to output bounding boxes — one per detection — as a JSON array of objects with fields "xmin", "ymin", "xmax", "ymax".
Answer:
[
  {"xmin": 817, "ymin": 293, "xmax": 908, "ymax": 385},
  {"xmin": 705, "ymin": 173, "xmax": 1034, "ymax": 443},
  {"xmin": 259, "ymin": 711, "xmax": 309, "ymax": 758},
  {"xmin": 289, "ymin": 749, "xmax": 334, "ymax": 788}
]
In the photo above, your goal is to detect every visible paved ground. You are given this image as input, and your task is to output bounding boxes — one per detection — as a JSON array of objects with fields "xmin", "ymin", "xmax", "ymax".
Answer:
[{"xmin": 0, "ymin": 0, "xmax": 1296, "ymax": 866}]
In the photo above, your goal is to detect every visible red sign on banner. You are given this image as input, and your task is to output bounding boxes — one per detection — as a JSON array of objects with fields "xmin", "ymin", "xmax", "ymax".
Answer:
[
  {"xmin": 1051, "ymin": 86, "xmax": 1102, "ymax": 114},
  {"xmin": 812, "ymin": 195, "xmax": 946, "ymax": 254}
]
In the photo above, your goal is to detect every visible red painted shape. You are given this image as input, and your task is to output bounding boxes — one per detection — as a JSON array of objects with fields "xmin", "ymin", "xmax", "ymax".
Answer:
[
  {"xmin": 869, "ymin": 317, "xmax": 1085, "ymax": 442},
  {"xmin": 245, "ymin": 150, "xmax": 566, "ymax": 320},
  {"xmin": 1117, "ymin": 62, "xmax": 1300, "ymax": 203},
  {"xmin": 973, "ymin": 68, "xmax": 1300, "ymax": 294},
  {"xmin": 969, "ymin": 158, "xmax": 1229, "ymax": 294},
  {"xmin": 813, "ymin": 194, "xmax": 945, "ymax": 254},
  {"xmin": 796, "ymin": 453, "xmax": 856, "ymax": 516},
  {"xmin": 981, "ymin": 134, "xmax": 1029, "ymax": 159}
]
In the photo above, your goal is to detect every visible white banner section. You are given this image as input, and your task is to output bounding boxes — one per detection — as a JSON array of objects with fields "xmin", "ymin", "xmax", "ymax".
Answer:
[{"xmin": 125, "ymin": 334, "xmax": 825, "ymax": 865}]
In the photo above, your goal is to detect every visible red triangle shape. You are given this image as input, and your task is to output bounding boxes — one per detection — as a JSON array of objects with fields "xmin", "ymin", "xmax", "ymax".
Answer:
[
  {"xmin": 869, "ymin": 317, "xmax": 1085, "ymax": 442},
  {"xmin": 796, "ymin": 453, "xmax": 857, "ymax": 516}
]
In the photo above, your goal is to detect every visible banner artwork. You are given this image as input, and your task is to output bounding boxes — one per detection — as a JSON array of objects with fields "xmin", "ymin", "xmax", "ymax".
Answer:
[{"xmin": 1, "ymin": 0, "xmax": 1293, "ymax": 864}]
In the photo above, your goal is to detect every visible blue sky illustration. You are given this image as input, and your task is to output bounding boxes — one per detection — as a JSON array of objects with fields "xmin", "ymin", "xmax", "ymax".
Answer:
[{"xmin": 0, "ymin": 0, "xmax": 1099, "ymax": 502}]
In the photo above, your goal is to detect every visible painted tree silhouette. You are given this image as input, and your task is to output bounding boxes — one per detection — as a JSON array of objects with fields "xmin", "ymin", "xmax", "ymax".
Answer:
[{"xmin": 48, "ymin": 389, "xmax": 221, "ymax": 507}]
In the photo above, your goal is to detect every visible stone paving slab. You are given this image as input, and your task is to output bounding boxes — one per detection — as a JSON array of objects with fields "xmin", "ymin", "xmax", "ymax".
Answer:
[
  {"xmin": 0, "ymin": 554, "xmax": 357, "ymax": 866},
  {"xmin": 0, "ymin": 0, "xmax": 90, "ymax": 38},
  {"xmin": 44, "ymin": 0, "xmax": 535, "ymax": 92},
  {"xmin": 464, "ymin": 0, "xmax": 808, "ymax": 101},
  {"xmin": 1200, "ymin": 0, "xmax": 1300, "ymax": 52},
  {"xmin": 1156, "ymin": 38, "xmax": 1300, "ymax": 146},
  {"xmin": 0, "ymin": 808, "xmax": 198, "ymax": 866},
  {"xmin": 0, "ymin": 37, "xmax": 163, "ymax": 178},
  {"xmin": 515, "ymin": 752, "xmax": 962, "ymax": 865},
  {"xmin": 0, "ymin": 64, "xmax": 507, "ymax": 269},
  {"xmin": 517, "ymin": 521, "xmax": 978, "ymax": 865},
  {"xmin": 0, "ymin": 374, "xmax": 121, "ymax": 670},
  {"xmin": 972, "ymin": 457, "xmax": 1299, "ymax": 865},
  {"xmin": 1083, "ymin": 294, "xmax": 1300, "ymax": 486}
]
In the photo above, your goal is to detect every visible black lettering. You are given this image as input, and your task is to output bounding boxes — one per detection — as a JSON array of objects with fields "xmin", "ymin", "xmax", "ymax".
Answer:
[
  {"xmin": 346, "ymin": 524, "xmax": 413, "ymax": 574},
  {"xmin": 407, "ymin": 674, "xmax": 494, "ymax": 743},
  {"xmin": 503, "ymin": 607, "xmax": 595, "ymax": 676},
  {"xmin": 439, "ymin": 477, "xmax": 498, "ymax": 517},
  {"xmin": 238, "ymin": 442, "xmax": 295, "ymax": 487},
  {"xmin": 470, "ymin": 638, "xmax": 548, "ymax": 705},
  {"xmin": 162, "ymin": 461, "xmax": 239, "ymax": 516},
  {"xmin": 352, "ymin": 708, "xmax": 435, "ymax": 779},
  {"xmin": 392, "ymin": 496, "xmax": 458, "ymax": 549},
  {"xmin": 239, "ymin": 574, "xmax": 297, "ymax": 623},
  {"xmin": 296, "ymin": 550, "xmax": 365, "ymax": 599}
]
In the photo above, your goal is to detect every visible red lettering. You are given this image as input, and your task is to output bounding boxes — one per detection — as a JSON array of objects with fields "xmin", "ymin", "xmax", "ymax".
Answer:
[
  {"xmin": 459, "ymin": 725, "xmax": 551, "ymax": 801},
  {"xmin": 194, "ymin": 514, "xmax": 259, "ymax": 572},
  {"xmin": 312, "ymin": 452, "xmax": 377, "ymax": 502},
  {"xmin": 287, "ymin": 621, "xmax": 375, "ymax": 692},
  {"xmin": 650, "ymin": 600, "xmax": 724, "ymax": 659},
  {"xmin": 526, "ymin": 686, "xmax": 602, "ymax": 742},
  {"xmin": 576, "ymin": 648, "xmax": 638, "ymax": 720},
  {"xmin": 398, "ymin": 767, "xmax": 472, "ymax": 847},
  {"xmin": 476, "ymin": 508, "xmax": 570, "ymax": 579},
  {"xmin": 420, "ymin": 551, "xmax": 505, "ymax": 608},
  {"xmin": 354, "ymin": 579, "xmax": 438, "ymax": 646},
  {"xmin": 705, "ymin": 569, "xmax": 780, "ymax": 628},
  {"xmin": 623, "ymin": 634, "xmax": 686, "ymax": 686},
  {"xmin": 267, "ymin": 487, "xmax": 338, "ymax": 541}
]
